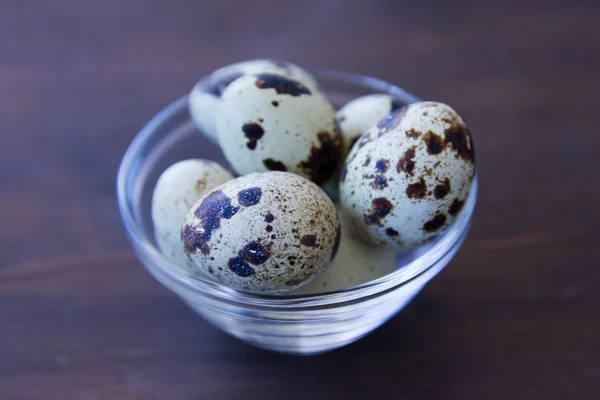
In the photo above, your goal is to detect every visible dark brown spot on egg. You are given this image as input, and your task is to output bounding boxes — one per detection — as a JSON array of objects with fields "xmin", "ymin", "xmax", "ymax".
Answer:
[
  {"xmin": 338, "ymin": 115, "xmax": 347, "ymax": 123},
  {"xmin": 364, "ymin": 197, "xmax": 393, "ymax": 226},
  {"xmin": 385, "ymin": 227, "xmax": 399, "ymax": 237},
  {"xmin": 406, "ymin": 178, "xmax": 427, "ymax": 199},
  {"xmin": 271, "ymin": 100, "xmax": 279, "ymax": 107},
  {"xmin": 300, "ymin": 234, "xmax": 317, "ymax": 247},
  {"xmin": 239, "ymin": 241, "xmax": 270, "ymax": 265},
  {"xmin": 405, "ymin": 128, "xmax": 420, "ymax": 139},
  {"xmin": 182, "ymin": 190, "xmax": 234, "ymax": 255},
  {"xmin": 449, "ymin": 199, "xmax": 465, "ymax": 216},
  {"xmin": 397, "ymin": 146, "xmax": 416, "ymax": 176},
  {"xmin": 181, "ymin": 225, "xmax": 199, "ymax": 254},
  {"xmin": 423, "ymin": 131, "xmax": 444, "ymax": 155},
  {"xmin": 364, "ymin": 157, "xmax": 390, "ymax": 190},
  {"xmin": 375, "ymin": 159, "xmax": 389, "ymax": 173},
  {"xmin": 434, "ymin": 178, "xmax": 451, "ymax": 199},
  {"xmin": 228, "ymin": 257, "xmax": 256, "ymax": 277},
  {"xmin": 263, "ymin": 158, "xmax": 287, "ymax": 171},
  {"xmin": 238, "ymin": 187, "xmax": 262, "ymax": 206},
  {"xmin": 423, "ymin": 213, "xmax": 447, "ymax": 232},
  {"xmin": 377, "ymin": 107, "xmax": 408, "ymax": 136},
  {"xmin": 444, "ymin": 123, "xmax": 475, "ymax": 163},
  {"xmin": 368, "ymin": 175, "xmax": 388, "ymax": 190},
  {"xmin": 255, "ymin": 74, "xmax": 312, "ymax": 96},
  {"xmin": 207, "ymin": 266, "xmax": 214, "ymax": 274},
  {"xmin": 242, "ymin": 123, "xmax": 264, "ymax": 150},
  {"xmin": 202, "ymin": 72, "xmax": 243, "ymax": 97},
  {"xmin": 264, "ymin": 213, "xmax": 274, "ymax": 223},
  {"xmin": 297, "ymin": 131, "xmax": 341, "ymax": 184},
  {"xmin": 221, "ymin": 205, "xmax": 239, "ymax": 219},
  {"xmin": 266, "ymin": 225, "xmax": 273, "ymax": 232}
]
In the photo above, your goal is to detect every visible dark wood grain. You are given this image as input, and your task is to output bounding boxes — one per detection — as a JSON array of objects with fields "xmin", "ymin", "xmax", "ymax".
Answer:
[{"xmin": 1, "ymin": 0, "xmax": 600, "ymax": 399}]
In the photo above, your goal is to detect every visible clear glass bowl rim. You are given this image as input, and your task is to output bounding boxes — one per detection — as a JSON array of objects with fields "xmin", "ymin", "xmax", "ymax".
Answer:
[{"xmin": 116, "ymin": 69, "xmax": 478, "ymax": 310}]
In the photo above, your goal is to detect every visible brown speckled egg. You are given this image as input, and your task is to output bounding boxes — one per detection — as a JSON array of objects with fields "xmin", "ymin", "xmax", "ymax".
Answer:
[
  {"xmin": 181, "ymin": 171, "xmax": 341, "ymax": 294},
  {"xmin": 215, "ymin": 73, "xmax": 342, "ymax": 184},
  {"xmin": 340, "ymin": 102, "xmax": 476, "ymax": 250},
  {"xmin": 189, "ymin": 59, "xmax": 319, "ymax": 144},
  {"xmin": 151, "ymin": 159, "xmax": 234, "ymax": 275}
]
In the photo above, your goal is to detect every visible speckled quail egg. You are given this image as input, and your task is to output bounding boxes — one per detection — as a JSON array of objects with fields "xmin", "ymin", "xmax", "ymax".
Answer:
[
  {"xmin": 215, "ymin": 73, "xmax": 342, "ymax": 184},
  {"xmin": 181, "ymin": 171, "xmax": 341, "ymax": 294},
  {"xmin": 151, "ymin": 159, "xmax": 234, "ymax": 275},
  {"xmin": 294, "ymin": 205, "xmax": 397, "ymax": 294},
  {"xmin": 340, "ymin": 101, "xmax": 476, "ymax": 250},
  {"xmin": 337, "ymin": 94, "xmax": 405, "ymax": 156},
  {"xmin": 188, "ymin": 59, "xmax": 320, "ymax": 144}
]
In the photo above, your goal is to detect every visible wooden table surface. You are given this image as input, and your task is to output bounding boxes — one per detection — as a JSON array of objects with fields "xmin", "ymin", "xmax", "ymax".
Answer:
[{"xmin": 1, "ymin": 1, "xmax": 599, "ymax": 399}]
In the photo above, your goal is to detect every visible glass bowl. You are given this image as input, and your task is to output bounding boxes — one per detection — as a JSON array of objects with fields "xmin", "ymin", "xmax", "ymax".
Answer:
[{"xmin": 117, "ymin": 69, "xmax": 478, "ymax": 355}]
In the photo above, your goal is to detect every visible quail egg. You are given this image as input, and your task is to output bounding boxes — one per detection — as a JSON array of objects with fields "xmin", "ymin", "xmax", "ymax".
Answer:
[
  {"xmin": 181, "ymin": 171, "xmax": 341, "ymax": 294},
  {"xmin": 151, "ymin": 159, "xmax": 234, "ymax": 274},
  {"xmin": 216, "ymin": 73, "xmax": 342, "ymax": 184},
  {"xmin": 294, "ymin": 205, "xmax": 397, "ymax": 294},
  {"xmin": 189, "ymin": 59, "xmax": 319, "ymax": 144},
  {"xmin": 340, "ymin": 102, "xmax": 476, "ymax": 250}
]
